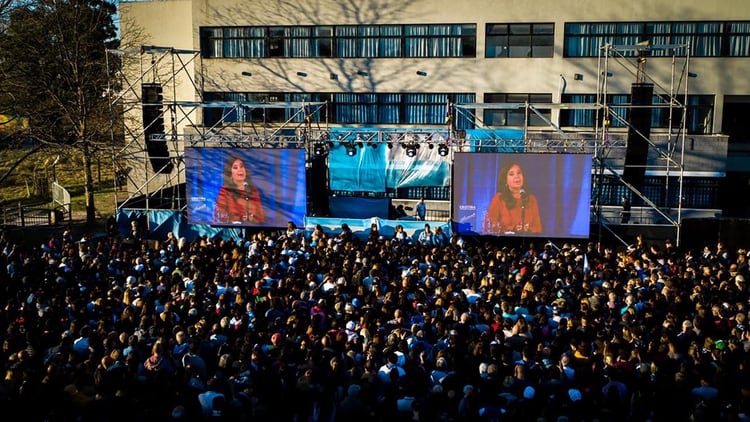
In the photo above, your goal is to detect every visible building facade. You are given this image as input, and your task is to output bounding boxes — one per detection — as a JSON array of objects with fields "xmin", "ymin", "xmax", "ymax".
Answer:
[{"xmin": 118, "ymin": 0, "xmax": 750, "ymax": 217}]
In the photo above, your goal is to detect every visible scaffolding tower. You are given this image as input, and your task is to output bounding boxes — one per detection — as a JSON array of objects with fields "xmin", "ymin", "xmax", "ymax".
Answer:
[
  {"xmin": 106, "ymin": 43, "xmax": 689, "ymax": 245},
  {"xmin": 593, "ymin": 42, "xmax": 691, "ymax": 246}
]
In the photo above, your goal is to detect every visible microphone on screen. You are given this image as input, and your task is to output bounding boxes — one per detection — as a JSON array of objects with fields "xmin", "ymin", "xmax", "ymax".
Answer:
[{"xmin": 519, "ymin": 188, "xmax": 528, "ymax": 207}]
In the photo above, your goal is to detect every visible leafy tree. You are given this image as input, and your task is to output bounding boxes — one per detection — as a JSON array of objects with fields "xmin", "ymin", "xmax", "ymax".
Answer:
[{"xmin": 0, "ymin": 0, "xmax": 119, "ymax": 225}]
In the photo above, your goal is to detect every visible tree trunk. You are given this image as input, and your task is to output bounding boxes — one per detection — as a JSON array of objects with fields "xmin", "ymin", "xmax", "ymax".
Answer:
[{"xmin": 82, "ymin": 143, "xmax": 96, "ymax": 226}]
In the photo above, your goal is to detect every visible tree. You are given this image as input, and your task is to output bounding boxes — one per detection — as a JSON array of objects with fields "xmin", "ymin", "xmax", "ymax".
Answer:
[{"xmin": 0, "ymin": 0, "xmax": 119, "ymax": 225}]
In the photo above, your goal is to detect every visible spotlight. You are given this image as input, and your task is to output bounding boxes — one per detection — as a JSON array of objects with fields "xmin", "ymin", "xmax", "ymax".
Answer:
[
  {"xmin": 405, "ymin": 143, "xmax": 419, "ymax": 158},
  {"xmin": 345, "ymin": 143, "xmax": 358, "ymax": 157},
  {"xmin": 313, "ymin": 143, "xmax": 326, "ymax": 156},
  {"xmin": 438, "ymin": 144, "xmax": 449, "ymax": 157}
]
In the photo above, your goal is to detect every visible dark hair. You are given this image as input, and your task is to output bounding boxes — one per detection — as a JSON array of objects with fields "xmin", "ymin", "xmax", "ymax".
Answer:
[
  {"xmin": 496, "ymin": 161, "xmax": 526, "ymax": 208},
  {"xmin": 222, "ymin": 156, "xmax": 254, "ymax": 191}
]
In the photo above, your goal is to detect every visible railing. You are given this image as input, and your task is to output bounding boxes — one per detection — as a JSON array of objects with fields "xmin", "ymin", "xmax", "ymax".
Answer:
[
  {"xmin": 0, "ymin": 182, "xmax": 72, "ymax": 228},
  {"xmin": 52, "ymin": 182, "xmax": 71, "ymax": 213}
]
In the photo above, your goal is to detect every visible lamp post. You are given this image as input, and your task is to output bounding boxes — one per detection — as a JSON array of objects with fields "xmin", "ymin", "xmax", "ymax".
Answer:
[{"xmin": 51, "ymin": 155, "xmax": 60, "ymax": 182}]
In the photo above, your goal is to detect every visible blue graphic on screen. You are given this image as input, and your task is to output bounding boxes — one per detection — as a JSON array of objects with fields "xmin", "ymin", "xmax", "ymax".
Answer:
[
  {"xmin": 452, "ymin": 153, "xmax": 591, "ymax": 238},
  {"xmin": 185, "ymin": 147, "xmax": 306, "ymax": 227}
]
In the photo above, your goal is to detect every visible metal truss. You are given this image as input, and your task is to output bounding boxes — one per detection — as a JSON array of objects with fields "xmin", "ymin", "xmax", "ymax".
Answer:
[
  {"xmin": 106, "ymin": 44, "xmax": 688, "ymax": 244},
  {"xmin": 592, "ymin": 42, "xmax": 691, "ymax": 246}
]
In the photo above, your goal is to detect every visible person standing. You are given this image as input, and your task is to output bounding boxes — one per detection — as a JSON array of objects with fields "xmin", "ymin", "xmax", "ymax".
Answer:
[
  {"xmin": 620, "ymin": 196, "xmax": 631, "ymax": 224},
  {"xmin": 416, "ymin": 197, "xmax": 427, "ymax": 221}
]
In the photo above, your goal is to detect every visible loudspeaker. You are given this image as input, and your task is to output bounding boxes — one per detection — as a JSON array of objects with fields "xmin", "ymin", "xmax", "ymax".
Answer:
[
  {"xmin": 622, "ymin": 83, "xmax": 653, "ymax": 192},
  {"xmin": 308, "ymin": 155, "xmax": 330, "ymax": 216},
  {"xmin": 142, "ymin": 83, "xmax": 173, "ymax": 174}
]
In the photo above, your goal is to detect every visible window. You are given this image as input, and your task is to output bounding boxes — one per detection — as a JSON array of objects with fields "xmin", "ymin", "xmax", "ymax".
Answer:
[
  {"xmin": 727, "ymin": 22, "xmax": 750, "ymax": 56},
  {"xmin": 560, "ymin": 94, "xmax": 629, "ymax": 127},
  {"xmin": 200, "ymin": 27, "xmax": 266, "ymax": 58},
  {"xmin": 483, "ymin": 93, "xmax": 552, "ymax": 127},
  {"xmin": 595, "ymin": 175, "xmax": 719, "ymax": 208},
  {"xmin": 203, "ymin": 92, "xmax": 292, "ymax": 126},
  {"xmin": 560, "ymin": 93, "xmax": 713, "ymax": 133},
  {"xmin": 331, "ymin": 93, "xmax": 475, "ymax": 127},
  {"xmin": 646, "ymin": 22, "xmax": 720, "ymax": 57},
  {"xmin": 203, "ymin": 92, "xmax": 476, "ymax": 128},
  {"xmin": 652, "ymin": 95, "xmax": 714, "ymax": 134},
  {"xmin": 335, "ymin": 25, "xmax": 401, "ymax": 58},
  {"xmin": 565, "ymin": 21, "xmax": 750, "ymax": 57},
  {"xmin": 404, "ymin": 24, "xmax": 476, "ymax": 58},
  {"xmin": 486, "ymin": 23, "xmax": 554, "ymax": 58},
  {"xmin": 200, "ymin": 24, "xmax": 476, "ymax": 58}
]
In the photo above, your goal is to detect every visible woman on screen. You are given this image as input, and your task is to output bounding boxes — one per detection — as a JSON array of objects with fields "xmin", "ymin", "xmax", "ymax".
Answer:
[
  {"xmin": 214, "ymin": 156, "xmax": 265, "ymax": 224},
  {"xmin": 484, "ymin": 162, "xmax": 542, "ymax": 234}
]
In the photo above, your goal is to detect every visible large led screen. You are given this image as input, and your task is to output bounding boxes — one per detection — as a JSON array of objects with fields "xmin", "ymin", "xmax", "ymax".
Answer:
[
  {"xmin": 453, "ymin": 153, "xmax": 591, "ymax": 238},
  {"xmin": 186, "ymin": 147, "xmax": 306, "ymax": 227}
]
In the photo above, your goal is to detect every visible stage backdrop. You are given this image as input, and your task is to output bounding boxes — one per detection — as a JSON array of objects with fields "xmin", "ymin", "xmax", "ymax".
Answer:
[
  {"xmin": 185, "ymin": 147, "xmax": 307, "ymax": 227},
  {"xmin": 453, "ymin": 153, "xmax": 591, "ymax": 238},
  {"xmin": 327, "ymin": 128, "xmax": 451, "ymax": 192}
]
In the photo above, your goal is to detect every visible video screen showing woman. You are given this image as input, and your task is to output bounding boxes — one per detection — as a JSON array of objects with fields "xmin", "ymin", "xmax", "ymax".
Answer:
[
  {"xmin": 484, "ymin": 162, "xmax": 542, "ymax": 234},
  {"xmin": 453, "ymin": 152, "xmax": 591, "ymax": 238},
  {"xmin": 214, "ymin": 156, "xmax": 265, "ymax": 224},
  {"xmin": 186, "ymin": 147, "xmax": 307, "ymax": 227}
]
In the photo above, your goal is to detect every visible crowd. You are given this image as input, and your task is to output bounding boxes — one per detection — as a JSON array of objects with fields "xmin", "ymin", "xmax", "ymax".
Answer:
[{"xmin": 1, "ymin": 219, "xmax": 750, "ymax": 422}]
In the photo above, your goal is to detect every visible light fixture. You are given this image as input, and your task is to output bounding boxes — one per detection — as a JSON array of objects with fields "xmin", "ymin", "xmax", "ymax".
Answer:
[
  {"xmin": 345, "ymin": 143, "xmax": 358, "ymax": 156},
  {"xmin": 330, "ymin": 72, "xmax": 338, "ymax": 80},
  {"xmin": 438, "ymin": 144, "xmax": 449, "ymax": 156},
  {"xmin": 313, "ymin": 143, "xmax": 326, "ymax": 156},
  {"xmin": 404, "ymin": 143, "xmax": 419, "ymax": 158},
  {"xmin": 241, "ymin": 71, "xmax": 252, "ymax": 77},
  {"xmin": 357, "ymin": 70, "xmax": 369, "ymax": 77},
  {"xmin": 688, "ymin": 72, "xmax": 698, "ymax": 78},
  {"xmin": 574, "ymin": 73, "xmax": 583, "ymax": 81},
  {"xmin": 416, "ymin": 70, "xmax": 427, "ymax": 77},
  {"xmin": 296, "ymin": 71, "xmax": 308, "ymax": 77}
]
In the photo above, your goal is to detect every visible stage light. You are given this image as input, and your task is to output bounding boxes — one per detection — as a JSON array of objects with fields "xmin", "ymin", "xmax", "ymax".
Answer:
[
  {"xmin": 438, "ymin": 144, "xmax": 449, "ymax": 156},
  {"xmin": 345, "ymin": 143, "xmax": 358, "ymax": 156},
  {"xmin": 405, "ymin": 143, "xmax": 419, "ymax": 158},
  {"xmin": 313, "ymin": 143, "xmax": 326, "ymax": 156}
]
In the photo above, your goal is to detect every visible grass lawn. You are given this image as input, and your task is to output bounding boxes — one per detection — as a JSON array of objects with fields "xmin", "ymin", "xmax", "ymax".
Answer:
[{"xmin": 1, "ymin": 145, "xmax": 118, "ymax": 238}]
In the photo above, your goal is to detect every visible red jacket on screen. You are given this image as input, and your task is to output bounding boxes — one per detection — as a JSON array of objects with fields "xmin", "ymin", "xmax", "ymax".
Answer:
[
  {"xmin": 215, "ymin": 186, "xmax": 265, "ymax": 223},
  {"xmin": 484, "ymin": 193, "xmax": 542, "ymax": 234}
]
